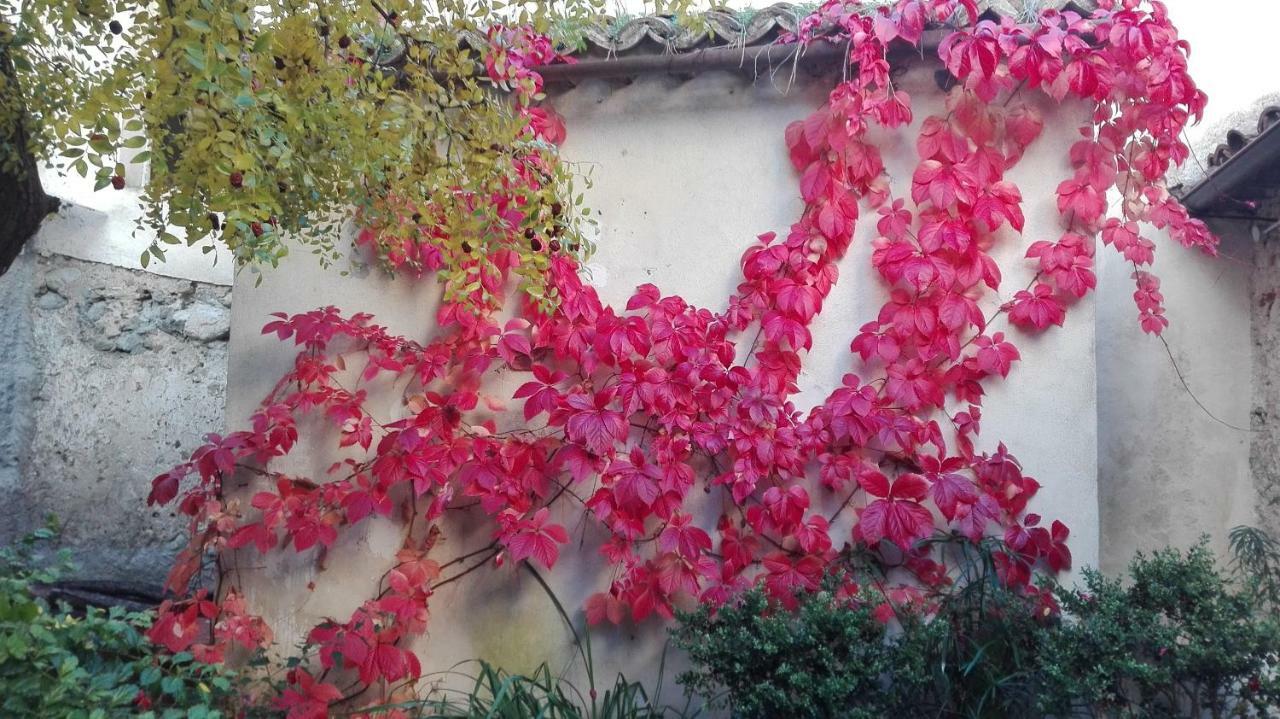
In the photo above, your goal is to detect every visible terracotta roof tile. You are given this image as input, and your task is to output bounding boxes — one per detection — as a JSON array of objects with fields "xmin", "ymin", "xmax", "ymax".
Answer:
[
  {"xmin": 1180, "ymin": 103, "xmax": 1280, "ymax": 217},
  {"xmin": 461, "ymin": 2, "xmax": 1097, "ymax": 58},
  {"xmin": 1206, "ymin": 106, "xmax": 1280, "ymax": 169}
]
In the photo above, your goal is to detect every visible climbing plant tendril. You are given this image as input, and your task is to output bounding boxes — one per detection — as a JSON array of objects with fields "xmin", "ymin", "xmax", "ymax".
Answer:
[{"xmin": 132, "ymin": 0, "xmax": 1218, "ymax": 714}]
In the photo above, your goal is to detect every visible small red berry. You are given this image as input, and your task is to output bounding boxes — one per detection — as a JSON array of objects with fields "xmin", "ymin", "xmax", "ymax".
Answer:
[
  {"xmin": 530, "ymin": 238, "xmax": 543, "ymax": 252},
  {"xmin": 551, "ymin": 202, "xmax": 563, "ymax": 216},
  {"xmin": 250, "ymin": 222, "xmax": 263, "ymax": 237},
  {"xmin": 229, "ymin": 171, "xmax": 243, "ymax": 188},
  {"xmin": 549, "ymin": 239, "xmax": 561, "ymax": 253},
  {"xmin": 110, "ymin": 175, "xmax": 125, "ymax": 190}
]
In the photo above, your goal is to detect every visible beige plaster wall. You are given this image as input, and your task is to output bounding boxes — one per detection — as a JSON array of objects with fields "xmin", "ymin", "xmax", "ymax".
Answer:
[
  {"xmin": 225, "ymin": 63, "xmax": 1098, "ymax": 704},
  {"xmin": 1096, "ymin": 219, "xmax": 1255, "ymax": 576}
]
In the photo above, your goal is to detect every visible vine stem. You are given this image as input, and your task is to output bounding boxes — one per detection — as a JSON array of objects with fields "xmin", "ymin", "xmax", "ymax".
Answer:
[{"xmin": 1156, "ymin": 331, "xmax": 1251, "ymax": 433}]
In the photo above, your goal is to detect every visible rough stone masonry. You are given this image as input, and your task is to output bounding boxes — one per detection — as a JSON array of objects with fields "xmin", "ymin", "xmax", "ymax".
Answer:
[{"xmin": 0, "ymin": 246, "xmax": 228, "ymax": 591}]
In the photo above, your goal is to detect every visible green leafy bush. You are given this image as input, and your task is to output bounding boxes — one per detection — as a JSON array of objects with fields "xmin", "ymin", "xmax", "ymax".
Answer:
[
  {"xmin": 1042, "ymin": 542, "xmax": 1280, "ymax": 718},
  {"xmin": 0, "ymin": 522, "xmax": 257, "ymax": 718},
  {"xmin": 673, "ymin": 580, "xmax": 896, "ymax": 719},
  {"xmin": 674, "ymin": 539, "xmax": 1280, "ymax": 719}
]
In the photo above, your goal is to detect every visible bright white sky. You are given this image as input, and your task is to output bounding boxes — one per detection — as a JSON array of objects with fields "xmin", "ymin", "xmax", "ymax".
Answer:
[
  {"xmin": 610, "ymin": 0, "xmax": 1279, "ymax": 144},
  {"xmin": 1163, "ymin": 0, "xmax": 1280, "ymax": 141}
]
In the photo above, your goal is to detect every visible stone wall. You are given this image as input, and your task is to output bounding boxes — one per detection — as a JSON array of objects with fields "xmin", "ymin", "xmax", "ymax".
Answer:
[
  {"xmin": 1253, "ymin": 215, "xmax": 1280, "ymax": 537},
  {"xmin": 0, "ymin": 244, "xmax": 230, "ymax": 588}
]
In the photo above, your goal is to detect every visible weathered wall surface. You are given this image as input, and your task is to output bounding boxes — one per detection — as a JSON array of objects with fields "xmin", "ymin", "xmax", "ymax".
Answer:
[
  {"xmin": 225, "ymin": 63, "xmax": 1098, "ymax": 704},
  {"xmin": 1095, "ymin": 220, "xmax": 1255, "ymax": 576},
  {"xmin": 0, "ymin": 241, "xmax": 230, "ymax": 588},
  {"xmin": 1252, "ymin": 218, "xmax": 1280, "ymax": 538}
]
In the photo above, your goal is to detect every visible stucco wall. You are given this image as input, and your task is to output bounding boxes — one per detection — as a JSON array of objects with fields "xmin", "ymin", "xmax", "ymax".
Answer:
[
  {"xmin": 1095, "ymin": 220, "xmax": 1255, "ymax": 576},
  {"xmin": 225, "ymin": 62, "xmax": 1098, "ymax": 703},
  {"xmin": 0, "ymin": 242, "xmax": 230, "ymax": 588}
]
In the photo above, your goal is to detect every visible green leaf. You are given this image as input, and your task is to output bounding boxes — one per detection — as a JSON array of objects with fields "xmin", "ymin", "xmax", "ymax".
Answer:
[
  {"xmin": 6, "ymin": 633, "xmax": 29, "ymax": 658},
  {"xmin": 184, "ymin": 46, "xmax": 206, "ymax": 71},
  {"xmin": 184, "ymin": 18, "xmax": 211, "ymax": 32},
  {"xmin": 160, "ymin": 675, "xmax": 181, "ymax": 695},
  {"xmin": 88, "ymin": 136, "xmax": 113, "ymax": 154}
]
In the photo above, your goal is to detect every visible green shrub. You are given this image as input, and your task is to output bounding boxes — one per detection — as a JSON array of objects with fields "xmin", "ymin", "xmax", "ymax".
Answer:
[
  {"xmin": 672, "ymin": 538, "xmax": 1061, "ymax": 719},
  {"xmin": 1042, "ymin": 542, "xmax": 1280, "ymax": 718},
  {"xmin": 673, "ymin": 538, "xmax": 1280, "ymax": 719},
  {"xmin": 673, "ymin": 580, "xmax": 897, "ymax": 719},
  {"xmin": 0, "ymin": 521, "xmax": 256, "ymax": 718}
]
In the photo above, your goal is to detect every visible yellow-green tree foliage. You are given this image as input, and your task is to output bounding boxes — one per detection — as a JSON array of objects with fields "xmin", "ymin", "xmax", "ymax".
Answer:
[{"xmin": 1, "ymin": 0, "xmax": 693, "ymax": 303}]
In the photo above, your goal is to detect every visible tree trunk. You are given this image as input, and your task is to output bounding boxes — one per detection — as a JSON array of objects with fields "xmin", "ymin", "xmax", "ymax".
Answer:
[{"xmin": 0, "ymin": 35, "xmax": 58, "ymax": 276}]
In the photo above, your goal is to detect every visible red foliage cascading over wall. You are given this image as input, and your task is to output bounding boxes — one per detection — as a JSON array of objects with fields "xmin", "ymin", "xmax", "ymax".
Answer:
[{"xmin": 143, "ymin": 1, "xmax": 1217, "ymax": 714}]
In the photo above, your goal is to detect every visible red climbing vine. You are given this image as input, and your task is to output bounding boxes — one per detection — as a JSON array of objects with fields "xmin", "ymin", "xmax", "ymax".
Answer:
[{"xmin": 143, "ymin": 0, "xmax": 1216, "ymax": 714}]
